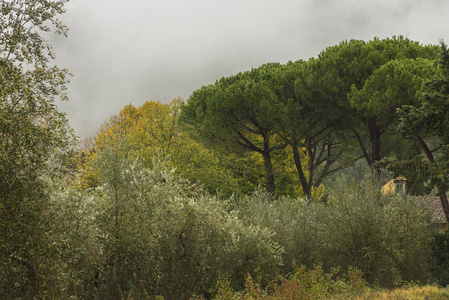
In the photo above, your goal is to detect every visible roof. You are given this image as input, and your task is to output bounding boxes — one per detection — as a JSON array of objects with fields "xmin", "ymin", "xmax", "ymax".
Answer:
[{"xmin": 412, "ymin": 196, "xmax": 447, "ymax": 223}]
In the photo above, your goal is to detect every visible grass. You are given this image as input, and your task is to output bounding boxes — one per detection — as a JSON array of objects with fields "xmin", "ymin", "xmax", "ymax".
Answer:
[{"xmin": 356, "ymin": 286, "xmax": 449, "ymax": 300}]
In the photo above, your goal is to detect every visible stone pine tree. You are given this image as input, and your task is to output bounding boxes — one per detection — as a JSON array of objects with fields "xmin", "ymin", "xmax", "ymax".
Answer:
[
  {"xmin": 349, "ymin": 57, "xmax": 438, "ymax": 194},
  {"xmin": 180, "ymin": 63, "xmax": 286, "ymax": 198},
  {"xmin": 277, "ymin": 59, "xmax": 358, "ymax": 198},
  {"xmin": 396, "ymin": 41, "xmax": 449, "ymax": 221},
  {"xmin": 314, "ymin": 37, "xmax": 438, "ymax": 175}
]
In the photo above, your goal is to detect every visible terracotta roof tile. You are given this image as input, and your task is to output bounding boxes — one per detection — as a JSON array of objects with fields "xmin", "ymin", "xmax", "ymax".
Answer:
[{"xmin": 412, "ymin": 196, "xmax": 446, "ymax": 223}]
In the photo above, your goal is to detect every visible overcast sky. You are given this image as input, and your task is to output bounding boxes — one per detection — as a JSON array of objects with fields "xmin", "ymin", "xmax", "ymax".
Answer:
[{"xmin": 51, "ymin": 0, "xmax": 449, "ymax": 139}]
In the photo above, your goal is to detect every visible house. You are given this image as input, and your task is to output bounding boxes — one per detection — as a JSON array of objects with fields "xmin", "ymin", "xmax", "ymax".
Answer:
[
  {"xmin": 381, "ymin": 176, "xmax": 407, "ymax": 195},
  {"xmin": 382, "ymin": 176, "xmax": 447, "ymax": 232}
]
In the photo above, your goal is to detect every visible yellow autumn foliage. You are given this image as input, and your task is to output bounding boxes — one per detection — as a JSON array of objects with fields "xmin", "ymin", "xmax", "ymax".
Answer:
[{"xmin": 77, "ymin": 98, "xmax": 315, "ymax": 197}]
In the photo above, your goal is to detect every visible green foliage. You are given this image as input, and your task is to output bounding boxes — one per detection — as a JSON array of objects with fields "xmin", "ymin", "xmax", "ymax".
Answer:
[
  {"xmin": 180, "ymin": 37, "xmax": 441, "ymax": 199},
  {"xmin": 61, "ymin": 144, "xmax": 284, "ymax": 299},
  {"xmin": 312, "ymin": 36, "xmax": 438, "ymax": 170},
  {"xmin": 40, "ymin": 178, "xmax": 101, "ymax": 299},
  {"xmin": 212, "ymin": 265, "xmax": 367, "ymax": 300},
  {"xmin": 4, "ymin": 147, "xmax": 438, "ymax": 299},
  {"xmin": 396, "ymin": 42, "xmax": 449, "ymax": 190},
  {"xmin": 0, "ymin": 1, "xmax": 76, "ymax": 297},
  {"xmin": 278, "ymin": 59, "xmax": 354, "ymax": 198},
  {"xmin": 349, "ymin": 58, "xmax": 437, "ymax": 119},
  {"xmin": 313, "ymin": 36, "xmax": 437, "ymax": 110},
  {"xmin": 388, "ymin": 41, "xmax": 449, "ymax": 220},
  {"xmin": 181, "ymin": 63, "xmax": 289, "ymax": 195},
  {"xmin": 430, "ymin": 231, "xmax": 449, "ymax": 287},
  {"xmin": 231, "ymin": 178, "xmax": 435, "ymax": 288},
  {"xmin": 320, "ymin": 179, "xmax": 434, "ymax": 286},
  {"xmin": 230, "ymin": 190, "xmax": 321, "ymax": 274},
  {"xmin": 348, "ymin": 56, "xmax": 437, "ymax": 178},
  {"xmin": 180, "ymin": 63, "xmax": 283, "ymax": 151}
]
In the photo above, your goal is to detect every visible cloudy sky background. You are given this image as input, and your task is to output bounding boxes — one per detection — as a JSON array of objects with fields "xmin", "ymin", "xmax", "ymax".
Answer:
[{"xmin": 51, "ymin": 0, "xmax": 449, "ymax": 138}]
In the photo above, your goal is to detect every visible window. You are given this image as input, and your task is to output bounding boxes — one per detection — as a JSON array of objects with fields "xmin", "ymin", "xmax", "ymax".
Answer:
[{"xmin": 395, "ymin": 181, "xmax": 406, "ymax": 194}]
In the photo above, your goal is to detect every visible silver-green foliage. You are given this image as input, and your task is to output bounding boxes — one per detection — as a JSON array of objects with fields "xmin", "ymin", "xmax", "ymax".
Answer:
[
  {"xmin": 49, "ymin": 152, "xmax": 435, "ymax": 298},
  {"xmin": 234, "ymin": 179, "xmax": 434, "ymax": 288},
  {"xmin": 65, "ymin": 144, "xmax": 284, "ymax": 299},
  {"xmin": 230, "ymin": 189, "xmax": 321, "ymax": 273},
  {"xmin": 319, "ymin": 180, "xmax": 433, "ymax": 287}
]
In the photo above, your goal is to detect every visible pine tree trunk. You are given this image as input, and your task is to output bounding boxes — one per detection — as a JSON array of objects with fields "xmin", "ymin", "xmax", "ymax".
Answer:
[
  {"xmin": 414, "ymin": 132, "xmax": 449, "ymax": 221},
  {"xmin": 292, "ymin": 143, "xmax": 311, "ymax": 198},
  {"xmin": 262, "ymin": 139, "xmax": 275, "ymax": 201},
  {"xmin": 367, "ymin": 117, "xmax": 381, "ymax": 177},
  {"xmin": 262, "ymin": 151, "xmax": 275, "ymax": 201}
]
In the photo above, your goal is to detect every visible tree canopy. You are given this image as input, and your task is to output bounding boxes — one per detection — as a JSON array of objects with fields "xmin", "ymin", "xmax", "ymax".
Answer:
[
  {"xmin": 0, "ymin": 0, "xmax": 75, "ymax": 296},
  {"xmin": 312, "ymin": 37, "xmax": 438, "ymax": 172},
  {"xmin": 388, "ymin": 41, "xmax": 449, "ymax": 220},
  {"xmin": 181, "ymin": 63, "xmax": 289, "ymax": 197},
  {"xmin": 180, "ymin": 37, "xmax": 442, "ymax": 199}
]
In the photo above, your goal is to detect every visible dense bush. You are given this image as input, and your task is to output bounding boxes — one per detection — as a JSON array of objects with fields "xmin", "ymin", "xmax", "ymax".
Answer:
[
  {"xmin": 55, "ymin": 144, "xmax": 284, "ymax": 299},
  {"xmin": 319, "ymin": 181, "xmax": 434, "ymax": 286},
  {"xmin": 7, "ymin": 145, "xmax": 438, "ymax": 299},
  {"xmin": 430, "ymin": 231, "xmax": 449, "ymax": 286},
  {"xmin": 230, "ymin": 190, "xmax": 321, "ymax": 273},
  {"xmin": 233, "ymin": 178, "xmax": 435, "ymax": 288},
  {"xmin": 212, "ymin": 265, "xmax": 367, "ymax": 299}
]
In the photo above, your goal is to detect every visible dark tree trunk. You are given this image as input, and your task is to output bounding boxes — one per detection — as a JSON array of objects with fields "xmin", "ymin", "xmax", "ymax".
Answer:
[
  {"xmin": 262, "ymin": 151, "xmax": 275, "ymax": 200},
  {"xmin": 367, "ymin": 117, "xmax": 381, "ymax": 176},
  {"xmin": 413, "ymin": 132, "xmax": 449, "ymax": 221},
  {"xmin": 292, "ymin": 143, "xmax": 311, "ymax": 198},
  {"xmin": 353, "ymin": 129, "xmax": 372, "ymax": 166},
  {"xmin": 262, "ymin": 140, "xmax": 275, "ymax": 200}
]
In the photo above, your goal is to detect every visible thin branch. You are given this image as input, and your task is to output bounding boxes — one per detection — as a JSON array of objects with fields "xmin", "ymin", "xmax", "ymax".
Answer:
[{"xmin": 326, "ymin": 155, "xmax": 365, "ymax": 177}]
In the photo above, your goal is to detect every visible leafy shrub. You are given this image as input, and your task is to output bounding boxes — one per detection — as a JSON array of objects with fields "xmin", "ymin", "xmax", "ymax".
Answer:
[
  {"xmin": 230, "ymin": 189, "xmax": 321, "ymax": 274},
  {"xmin": 23, "ymin": 147, "xmax": 437, "ymax": 298},
  {"xmin": 212, "ymin": 264, "xmax": 367, "ymax": 299},
  {"xmin": 357, "ymin": 285, "xmax": 449, "ymax": 299},
  {"xmin": 319, "ymin": 179, "xmax": 434, "ymax": 286},
  {"xmin": 59, "ymin": 143, "xmax": 284, "ymax": 299},
  {"xmin": 233, "ymin": 177, "xmax": 435, "ymax": 288},
  {"xmin": 430, "ymin": 231, "xmax": 449, "ymax": 286}
]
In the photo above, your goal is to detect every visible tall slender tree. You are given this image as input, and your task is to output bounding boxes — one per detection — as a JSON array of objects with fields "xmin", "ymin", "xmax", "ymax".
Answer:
[{"xmin": 0, "ymin": 0, "xmax": 75, "ymax": 297}]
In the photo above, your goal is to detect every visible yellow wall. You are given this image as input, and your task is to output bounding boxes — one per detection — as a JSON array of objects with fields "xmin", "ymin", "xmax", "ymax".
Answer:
[
  {"xmin": 381, "ymin": 177, "xmax": 406, "ymax": 195},
  {"xmin": 381, "ymin": 179, "xmax": 396, "ymax": 195}
]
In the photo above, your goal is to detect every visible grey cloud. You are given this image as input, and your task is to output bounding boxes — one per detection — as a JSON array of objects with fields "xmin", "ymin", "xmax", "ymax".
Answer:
[{"xmin": 51, "ymin": 0, "xmax": 449, "ymax": 138}]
